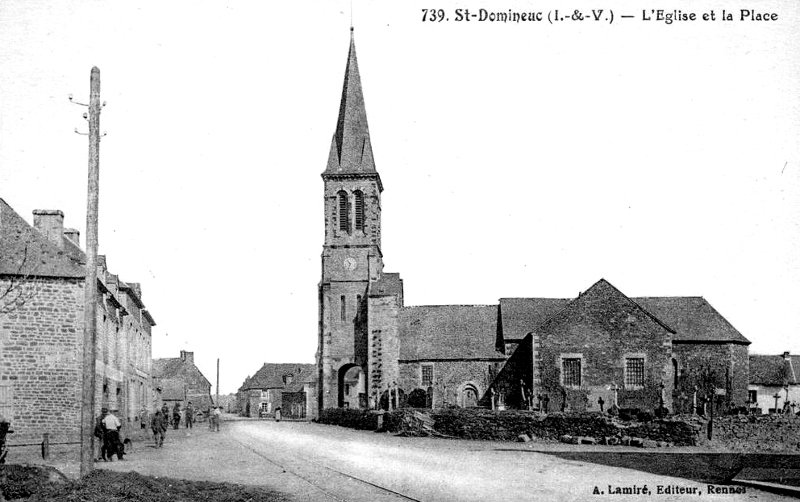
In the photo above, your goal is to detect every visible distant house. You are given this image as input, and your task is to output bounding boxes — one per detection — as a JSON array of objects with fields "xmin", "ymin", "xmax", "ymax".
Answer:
[
  {"xmin": 749, "ymin": 352, "xmax": 798, "ymax": 414},
  {"xmin": 0, "ymin": 200, "xmax": 155, "ymax": 443},
  {"xmin": 237, "ymin": 364, "xmax": 314, "ymax": 419},
  {"xmin": 152, "ymin": 350, "xmax": 213, "ymax": 411}
]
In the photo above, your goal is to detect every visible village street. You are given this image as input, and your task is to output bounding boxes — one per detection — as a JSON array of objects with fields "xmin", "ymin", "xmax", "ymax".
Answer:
[{"xmin": 96, "ymin": 418, "xmax": 793, "ymax": 502}]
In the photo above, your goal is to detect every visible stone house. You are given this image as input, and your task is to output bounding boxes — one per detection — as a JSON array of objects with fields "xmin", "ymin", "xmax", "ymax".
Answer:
[
  {"xmin": 486, "ymin": 279, "xmax": 750, "ymax": 414},
  {"xmin": 152, "ymin": 350, "xmax": 213, "ymax": 412},
  {"xmin": 237, "ymin": 363, "xmax": 314, "ymax": 419},
  {"xmin": 749, "ymin": 352, "xmax": 799, "ymax": 414},
  {"xmin": 312, "ymin": 31, "xmax": 753, "ymax": 418},
  {"xmin": 0, "ymin": 200, "xmax": 155, "ymax": 443}
]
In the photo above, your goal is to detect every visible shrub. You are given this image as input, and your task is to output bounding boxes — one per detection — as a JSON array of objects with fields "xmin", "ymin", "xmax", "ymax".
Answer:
[
  {"xmin": 316, "ymin": 408, "xmax": 377, "ymax": 430},
  {"xmin": 407, "ymin": 389, "xmax": 428, "ymax": 408}
]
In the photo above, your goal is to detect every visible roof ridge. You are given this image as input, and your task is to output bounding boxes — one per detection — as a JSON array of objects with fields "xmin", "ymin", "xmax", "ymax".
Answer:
[{"xmin": 403, "ymin": 304, "xmax": 495, "ymax": 309}]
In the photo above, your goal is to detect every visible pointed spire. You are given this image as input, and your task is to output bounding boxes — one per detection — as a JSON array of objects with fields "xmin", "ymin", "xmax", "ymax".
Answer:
[{"xmin": 325, "ymin": 28, "xmax": 376, "ymax": 174}]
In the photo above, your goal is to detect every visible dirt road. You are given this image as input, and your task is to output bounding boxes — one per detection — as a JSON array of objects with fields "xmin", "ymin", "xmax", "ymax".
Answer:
[{"xmin": 98, "ymin": 418, "xmax": 792, "ymax": 501}]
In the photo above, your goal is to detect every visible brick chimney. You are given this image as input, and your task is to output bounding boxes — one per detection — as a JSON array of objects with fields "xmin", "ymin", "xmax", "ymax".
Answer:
[
  {"xmin": 32, "ymin": 209, "xmax": 65, "ymax": 248},
  {"xmin": 180, "ymin": 350, "xmax": 194, "ymax": 364},
  {"xmin": 63, "ymin": 228, "xmax": 81, "ymax": 247}
]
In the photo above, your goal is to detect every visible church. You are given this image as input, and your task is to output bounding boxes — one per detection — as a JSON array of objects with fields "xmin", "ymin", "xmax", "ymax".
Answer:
[{"xmin": 314, "ymin": 29, "xmax": 750, "ymax": 418}]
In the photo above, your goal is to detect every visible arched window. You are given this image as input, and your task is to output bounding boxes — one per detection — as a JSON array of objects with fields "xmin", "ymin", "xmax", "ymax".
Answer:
[
  {"xmin": 354, "ymin": 190, "xmax": 364, "ymax": 231},
  {"xmin": 338, "ymin": 191, "xmax": 349, "ymax": 232}
]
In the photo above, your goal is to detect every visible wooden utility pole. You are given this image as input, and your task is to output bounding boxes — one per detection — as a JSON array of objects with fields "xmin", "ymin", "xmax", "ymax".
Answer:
[
  {"xmin": 216, "ymin": 358, "xmax": 220, "ymax": 407},
  {"xmin": 79, "ymin": 67, "xmax": 101, "ymax": 477}
]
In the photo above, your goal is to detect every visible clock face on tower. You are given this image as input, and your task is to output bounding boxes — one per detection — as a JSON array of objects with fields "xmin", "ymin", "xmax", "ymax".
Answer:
[{"xmin": 343, "ymin": 257, "xmax": 357, "ymax": 271}]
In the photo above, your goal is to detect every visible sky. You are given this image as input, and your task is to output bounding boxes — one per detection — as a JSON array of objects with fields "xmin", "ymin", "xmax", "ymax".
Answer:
[{"xmin": 0, "ymin": 0, "xmax": 798, "ymax": 395}]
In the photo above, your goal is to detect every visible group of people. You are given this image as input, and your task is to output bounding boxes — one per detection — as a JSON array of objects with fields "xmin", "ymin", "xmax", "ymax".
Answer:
[
  {"xmin": 94, "ymin": 408, "xmax": 125, "ymax": 461},
  {"xmin": 150, "ymin": 402, "xmax": 223, "ymax": 447},
  {"xmin": 95, "ymin": 402, "xmax": 224, "ymax": 457}
]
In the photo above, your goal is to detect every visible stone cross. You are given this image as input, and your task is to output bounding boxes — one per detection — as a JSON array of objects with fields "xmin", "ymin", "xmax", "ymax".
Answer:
[
  {"xmin": 598, "ymin": 396, "xmax": 605, "ymax": 413},
  {"xmin": 610, "ymin": 382, "xmax": 619, "ymax": 408},
  {"xmin": 490, "ymin": 388, "xmax": 496, "ymax": 411},
  {"xmin": 773, "ymin": 391, "xmax": 781, "ymax": 414}
]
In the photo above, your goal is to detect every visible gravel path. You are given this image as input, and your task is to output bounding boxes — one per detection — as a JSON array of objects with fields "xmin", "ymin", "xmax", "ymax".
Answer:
[{"xmin": 93, "ymin": 418, "xmax": 793, "ymax": 501}]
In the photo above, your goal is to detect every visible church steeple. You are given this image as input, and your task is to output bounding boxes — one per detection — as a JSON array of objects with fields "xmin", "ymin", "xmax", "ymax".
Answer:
[{"xmin": 325, "ymin": 28, "xmax": 377, "ymax": 175}]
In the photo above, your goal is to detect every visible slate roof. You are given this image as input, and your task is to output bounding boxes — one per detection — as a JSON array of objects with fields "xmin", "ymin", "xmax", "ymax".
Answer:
[
  {"xmin": 325, "ymin": 29, "xmax": 376, "ymax": 175},
  {"xmin": 499, "ymin": 298, "xmax": 572, "ymax": 341},
  {"xmin": 369, "ymin": 273, "xmax": 403, "ymax": 297},
  {"xmin": 634, "ymin": 296, "xmax": 750, "ymax": 344},
  {"xmin": 398, "ymin": 305, "xmax": 505, "ymax": 361},
  {"xmin": 534, "ymin": 279, "xmax": 676, "ymax": 336},
  {"xmin": 0, "ymin": 199, "xmax": 85, "ymax": 278},
  {"xmin": 158, "ymin": 378, "xmax": 186, "ymax": 401},
  {"xmin": 749, "ymin": 354, "xmax": 797, "ymax": 386},
  {"xmin": 500, "ymin": 280, "xmax": 749, "ymax": 345},
  {"xmin": 152, "ymin": 357, "xmax": 212, "ymax": 388},
  {"xmin": 241, "ymin": 363, "xmax": 315, "ymax": 391}
]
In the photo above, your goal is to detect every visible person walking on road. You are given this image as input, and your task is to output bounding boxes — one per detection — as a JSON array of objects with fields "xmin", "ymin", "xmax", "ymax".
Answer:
[
  {"xmin": 213, "ymin": 406, "xmax": 221, "ymax": 432},
  {"xmin": 185, "ymin": 401, "xmax": 194, "ymax": 429},
  {"xmin": 151, "ymin": 410, "xmax": 167, "ymax": 448},
  {"xmin": 172, "ymin": 403, "xmax": 182, "ymax": 430},
  {"xmin": 102, "ymin": 409, "xmax": 124, "ymax": 461}
]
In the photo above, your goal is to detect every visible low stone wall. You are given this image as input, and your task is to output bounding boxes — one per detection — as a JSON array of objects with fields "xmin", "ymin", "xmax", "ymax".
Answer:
[
  {"xmin": 699, "ymin": 413, "xmax": 800, "ymax": 451},
  {"xmin": 317, "ymin": 408, "xmax": 703, "ymax": 446},
  {"xmin": 429, "ymin": 409, "xmax": 702, "ymax": 446}
]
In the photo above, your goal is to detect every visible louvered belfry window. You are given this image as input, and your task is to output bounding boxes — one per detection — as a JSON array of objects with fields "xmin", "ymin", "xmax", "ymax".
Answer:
[
  {"xmin": 338, "ymin": 191, "xmax": 349, "ymax": 232},
  {"xmin": 562, "ymin": 358, "xmax": 581, "ymax": 387},
  {"xmin": 354, "ymin": 190, "xmax": 364, "ymax": 231}
]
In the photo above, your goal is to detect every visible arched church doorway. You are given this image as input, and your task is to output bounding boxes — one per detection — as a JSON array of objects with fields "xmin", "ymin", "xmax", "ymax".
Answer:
[
  {"xmin": 338, "ymin": 364, "xmax": 366, "ymax": 408},
  {"xmin": 460, "ymin": 383, "xmax": 480, "ymax": 408}
]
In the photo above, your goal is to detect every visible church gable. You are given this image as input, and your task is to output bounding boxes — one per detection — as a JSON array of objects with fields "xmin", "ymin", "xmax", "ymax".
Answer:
[{"xmin": 533, "ymin": 279, "xmax": 675, "ymax": 412}]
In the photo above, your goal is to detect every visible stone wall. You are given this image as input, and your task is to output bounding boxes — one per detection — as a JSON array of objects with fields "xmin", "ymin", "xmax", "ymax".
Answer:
[
  {"xmin": 0, "ymin": 277, "xmax": 84, "ymax": 443},
  {"xmin": 398, "ymin": 360, "xmax": 496, "ymax": 409},
  {"xmin": 698, "ymin": 413, "xmax": 800, "ymax": 451},
  {"xmin": 673, "ymin": 343, "xmax": 749, "ymax": 415},
  {"xmin": 367, "ymin": 294, "xmax": 401, "ymax": 403},
  {"xmin": 317, "ymin": 408, "xmax": 703, "ymax": 446},
  {"xmin": 536, "ymin": 283, "xmax": 674, "ymax": 413},
  {"xmin": 428, "ymin": 409, "xmax": 701, "ymax": 445}
]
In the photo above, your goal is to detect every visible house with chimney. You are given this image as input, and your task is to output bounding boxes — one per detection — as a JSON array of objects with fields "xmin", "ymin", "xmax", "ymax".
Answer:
[
  {"xmin": 152, "ymin": 350, "xmax": 213, "ymax": 412},
  {"xmin": 0, "ymin": 199, "xmax": 155, "ymax": 444},
  {"xmin": 237, "ymin": 363, "xmax": 314, "ymax": 419},
  {"xmin": 749, "ymin": 352, "xmax": 799, "ymax": 414}
]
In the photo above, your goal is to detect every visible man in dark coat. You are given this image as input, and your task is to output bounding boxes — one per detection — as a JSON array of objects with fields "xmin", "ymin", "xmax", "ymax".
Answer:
[
  {"xmin": 172, "ymin": 403, "xmax": 181, "ymax": 430},
  {"xmin": 151, "ymin": 410, "xmax": 167, "ymax": 448},
  {"xmin": 184, "ymin": 402, "xmax": 194, "ymax": 429},
  {"xmin": 94, "ymin": 408, "xmax": 108, "ymax": 461}
]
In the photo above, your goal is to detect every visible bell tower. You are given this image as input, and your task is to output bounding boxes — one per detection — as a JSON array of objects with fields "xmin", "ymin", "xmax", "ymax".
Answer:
[{"xmin": 318, "ymin": 28, "xmax": 384, "ymax": 412}]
